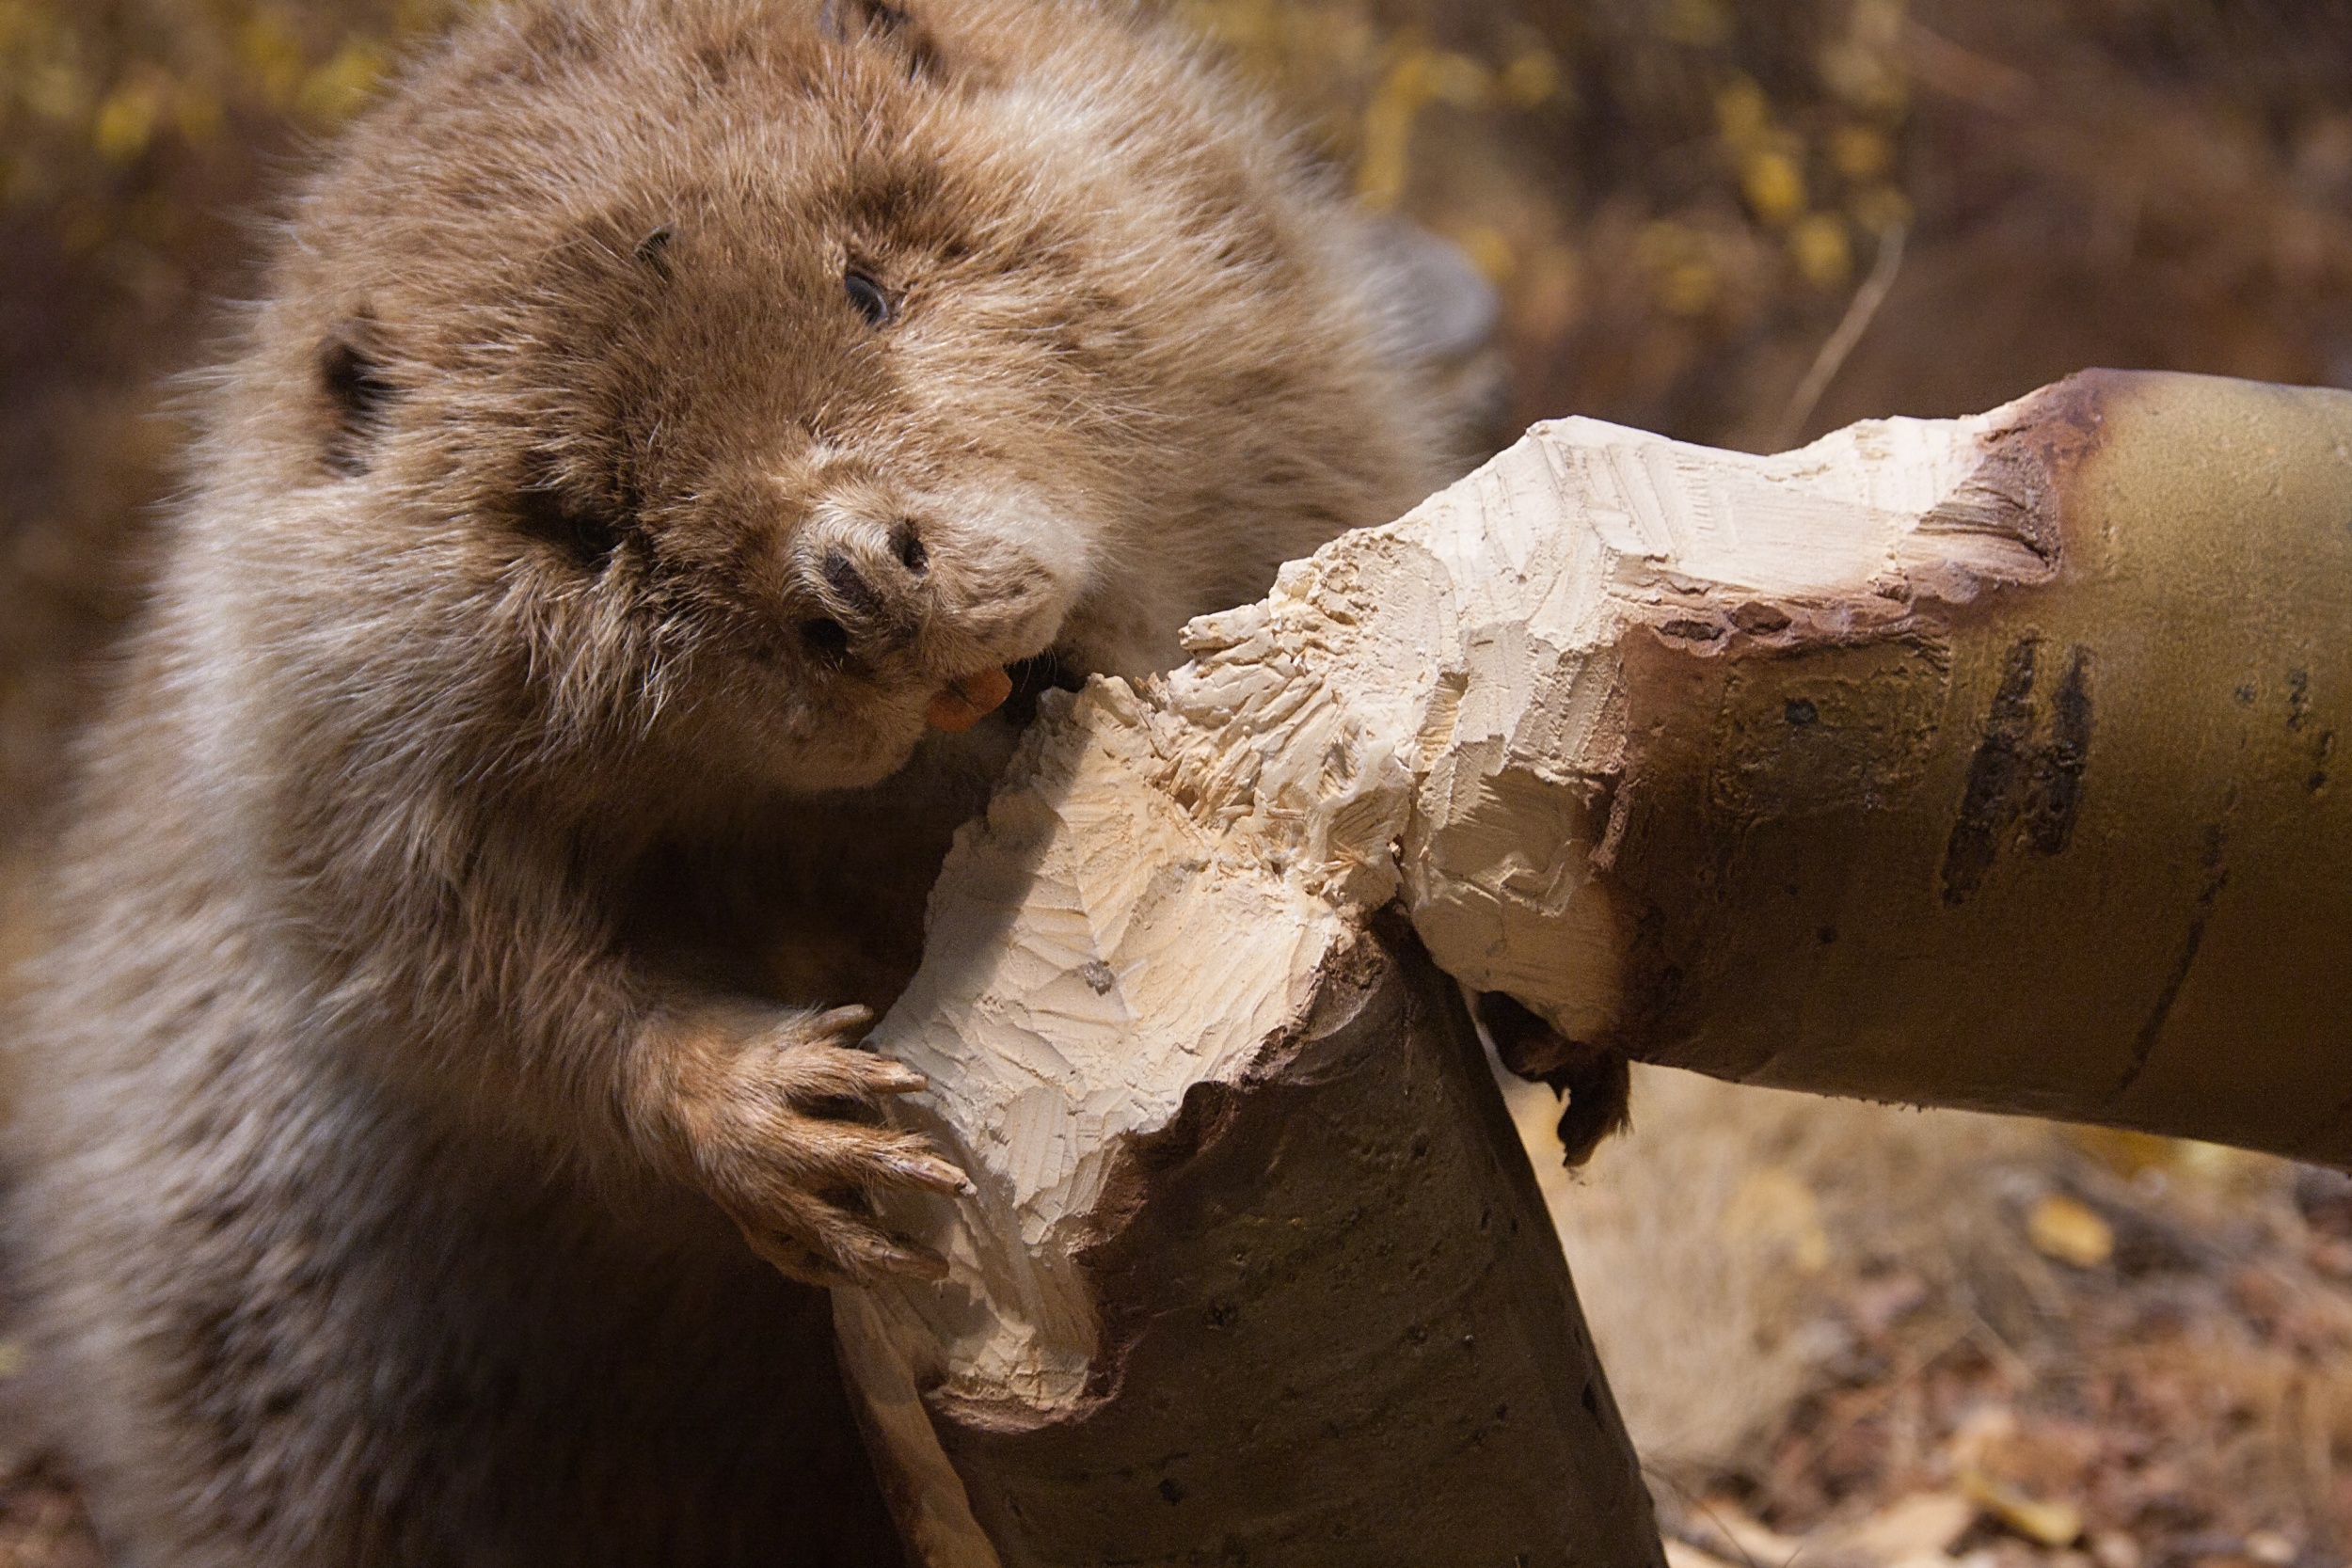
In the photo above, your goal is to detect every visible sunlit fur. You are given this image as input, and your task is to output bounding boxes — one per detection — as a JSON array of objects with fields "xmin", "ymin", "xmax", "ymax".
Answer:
[{"xmin": 1, "ymin": 0, "xmax": 1461, "ymax": 1560}]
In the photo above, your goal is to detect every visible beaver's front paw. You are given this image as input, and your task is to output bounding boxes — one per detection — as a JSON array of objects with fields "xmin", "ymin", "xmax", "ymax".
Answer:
[{"xmin": 677, "ymin": 1005, "xmax": 968, "ymax": 1286}]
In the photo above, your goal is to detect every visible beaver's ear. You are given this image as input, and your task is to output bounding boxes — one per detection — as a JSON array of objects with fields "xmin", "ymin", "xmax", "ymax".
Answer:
[
  {"xmin": 821, "ymin": 0, "xmax": 941, "ymax": 77},
  {"xmin": 316, "ymin": 315, "xmax": 397, "ymax": 478}
]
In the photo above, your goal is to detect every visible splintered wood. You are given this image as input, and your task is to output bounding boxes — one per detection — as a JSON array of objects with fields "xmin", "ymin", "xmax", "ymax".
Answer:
[{"xmin": 835, "ymin": 371, "xmax": 2352, "ymax": 1564}]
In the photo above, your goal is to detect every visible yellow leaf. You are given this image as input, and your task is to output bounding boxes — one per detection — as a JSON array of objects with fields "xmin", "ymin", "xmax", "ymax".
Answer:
[
  {"xmin": 1830, "ymin": 124, "xmax": 1894, "ymax": 180},
  {"xmin": 1788, "ymin": 213, "xmax": 1852, "ymax": 289},
  {"xmin": 1961, "ymin": 1467, "xmax": 2084, "ymax": 1547},
  {"xmin": 92, "ymin": 82, "xmax": 160, "ymax": 162},
  {"xmin": 237, "ymin": 12, "xmax": 309, "ymax": 110},
  {"xmin": 1637, "ymin": 219, "xmax": 1718, "ymax": 317},
  {"xmin": 1715, "ymin": 77, "xmax": 1770, "ymax": 145},
  {"xmin": 1423, "ymin": 52, "xmax": 1490, "ymax": 110},
  {"xmin": 24, "ymin": 61, "xmax": 89, "ymax": 125},
  {"xmin": 1451, "ymin": 224, "xmax": 1516, "ymax": 285},
  {"xmin": 1819, "ymin": 42, "xmax": 1907, "ymax": 114},
  {"xmin": 2066, "ymin": 1125, "xmax": 2176, "ymax": 1178},
  {"xmin": 1741, "ymin": 149, "xmax": 1806, "ymax": 225},
  {"xmin": 1851, "ymin": 183, "xmax": 1914, "ymax": 235},
  {"xmin": 1499, "ymin": 50, "xmax": 1559, "ymax": 109},
  {"xmin": 296, "ymin": 38, "xmax": 387, "ymax": 122},
  {"xmin": 1658, "ymin": 260, "xmax": 1717, "ymax": 316},
  {"xmin": 2027, "ymin": 1194, "xmax": 2113, "ymax": 1268},
  {"xmin": 1355, "ymin": 44, "xmax": 1438, "ymax": 209},
  {"xmin": 1661, "ymin": 0, "xmax": 1731, "ymax": 49}
]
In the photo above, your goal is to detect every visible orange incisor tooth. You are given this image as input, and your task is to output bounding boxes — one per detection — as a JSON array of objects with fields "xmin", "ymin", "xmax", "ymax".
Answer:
[{"xmin": 924, "ymin": 667, "xmax": 1014, "ymax": 732}]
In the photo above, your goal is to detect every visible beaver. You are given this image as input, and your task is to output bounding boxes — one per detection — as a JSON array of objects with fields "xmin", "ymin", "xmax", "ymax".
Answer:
[{"xmin": 0, "ymin": 0, "xmax": 1482, "ymax": 1560}]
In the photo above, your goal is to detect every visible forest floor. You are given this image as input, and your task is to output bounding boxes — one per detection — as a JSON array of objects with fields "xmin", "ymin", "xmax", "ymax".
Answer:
[{"xmin": 1530, "ymin": 1072, "xmax": 2352, "ymax": 1568}]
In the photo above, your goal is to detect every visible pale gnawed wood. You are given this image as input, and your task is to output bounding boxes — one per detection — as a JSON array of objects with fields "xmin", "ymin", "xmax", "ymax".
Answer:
[{"xmin": 838, "ymin": 370, "xmax": 2352, "ymax": 1561}]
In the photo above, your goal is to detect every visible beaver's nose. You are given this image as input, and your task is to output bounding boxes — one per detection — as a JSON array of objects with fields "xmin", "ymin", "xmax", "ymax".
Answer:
[{"xmin": 796, "ymin": 516, "xmax": 930, "ymax": 654}]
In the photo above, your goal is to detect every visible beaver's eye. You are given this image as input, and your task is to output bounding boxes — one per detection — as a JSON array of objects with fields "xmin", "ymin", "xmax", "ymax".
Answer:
[
  {"xmin": 802, "ymin": 617, "xmax": 850, "ymax": 658},
  {"xmin": 318, "ymin": 327, "xmax": 396, "ymax": 477},
  {"xmin": 843, "ymin": 269, "xmax": 893, "ymax": 327},
  {"xmin": 517, "ymin": 486, "xmax": 625, "ymax": 570}
]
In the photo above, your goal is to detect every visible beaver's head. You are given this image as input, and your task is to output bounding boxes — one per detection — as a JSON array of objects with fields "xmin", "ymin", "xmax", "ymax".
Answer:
[{"xmin": 220, "ymin": 0, "xmax": 1451, "ymax": 805}]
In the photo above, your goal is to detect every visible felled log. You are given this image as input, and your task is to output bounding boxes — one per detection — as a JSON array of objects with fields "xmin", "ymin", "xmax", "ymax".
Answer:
[
  {"xmin": 1581, "ymin": 371, "xmax": 2352, "ymax": 1156},
  {"xmin": 836, "ymin": 369, "xmax": 2352, "ymax": 1562}
]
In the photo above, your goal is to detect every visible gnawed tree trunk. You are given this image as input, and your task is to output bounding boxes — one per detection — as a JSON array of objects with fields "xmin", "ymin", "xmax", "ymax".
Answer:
[
  {"xmin": 835, "ymin": 369, "xmax": 2352, "ymax": 1562},
  {"xmin": 840, "ymin": 914, "xmax": 1653, "ymax": 1563}
]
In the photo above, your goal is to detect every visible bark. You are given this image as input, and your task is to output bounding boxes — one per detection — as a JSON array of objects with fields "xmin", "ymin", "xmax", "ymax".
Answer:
[
  {"xmin": 834, "ymin": 368, "xmax": 2352, "ymax": 1561},
  {"xmin": 1583, "ymin": 371, "xmax": 2352, "ymax": 1158}
]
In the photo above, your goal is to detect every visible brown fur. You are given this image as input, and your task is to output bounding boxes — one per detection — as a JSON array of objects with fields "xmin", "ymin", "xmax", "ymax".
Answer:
[{"xmin": 0, "ymin": 0, "xmax": 1464, "ymax": 1561}]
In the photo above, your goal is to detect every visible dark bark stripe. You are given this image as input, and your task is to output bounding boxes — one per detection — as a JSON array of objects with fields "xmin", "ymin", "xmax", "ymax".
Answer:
[{"xmin": 1941, "ymin": 635, "xmax": 2095, "ymax": 903}]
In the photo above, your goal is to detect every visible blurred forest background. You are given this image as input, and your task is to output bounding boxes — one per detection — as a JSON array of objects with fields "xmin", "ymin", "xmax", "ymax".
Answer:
[{"xmin": 5, "ymin": 0, "xmax": 2352, "ymax": 1564}]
